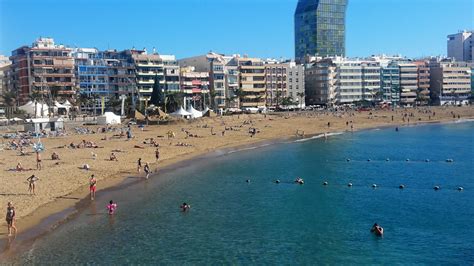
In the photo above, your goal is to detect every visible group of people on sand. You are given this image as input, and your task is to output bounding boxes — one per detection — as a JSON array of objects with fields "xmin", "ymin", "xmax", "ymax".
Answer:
[
  {"xmin": 68, "ymin": 139, "xmax": 100, "ymax": 149},
  {"xmin": 175, "ymin": 142, "xmax": 192, "ymax": 147}
]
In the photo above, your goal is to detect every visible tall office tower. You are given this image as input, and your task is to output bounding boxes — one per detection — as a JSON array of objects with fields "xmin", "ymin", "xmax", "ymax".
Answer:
[
  {"xmin": 295, "ymin": 0, "xmax": 348, "ymax": 62},
  {"xmin": 447, "ymin": 31, "xmax": 473, "ymax": 62}
]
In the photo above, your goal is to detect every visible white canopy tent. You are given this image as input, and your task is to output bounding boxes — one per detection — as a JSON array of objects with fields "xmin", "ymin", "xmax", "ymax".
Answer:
[
  {"xmin": 170, "ymin": 107, "xmax": 192, "ymax": 119},
  {"xmin": 186, "ymin": 106, "xmax": 203, "ymax": 119},
  {"xmin": 97, "ymin": 112, "xmax": 121, "ymax": 125},
  {"xmin": 53, "ymin": 101, "xmax": 71, "ymax": 115},
  {"xmin": 19, "ymin": 101, "xmax": 49, "ymax": 118},
  {"xmin": 63, "ymin": 100, "xmax": 73, "ymax": 107}
]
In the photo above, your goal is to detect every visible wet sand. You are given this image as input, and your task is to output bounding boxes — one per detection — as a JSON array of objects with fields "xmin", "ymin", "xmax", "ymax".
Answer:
[{"xmin": 1, "ymin": 106, "xmax": 473, "ymax": 243}]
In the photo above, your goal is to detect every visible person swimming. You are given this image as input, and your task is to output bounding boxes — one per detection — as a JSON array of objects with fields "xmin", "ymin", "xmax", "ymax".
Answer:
[
  {"xmin": 180, "ymin": 202, "xmax": 191, "ymax": 212},
  {"xmin": 294, "ymin": 177, "xmax": 304, "ymax": 184},
  {"xmin": 107, "ymin": 200, "xmax": 117, "ymax": 215},
  {"xmin": 371, "ymin": 223, "xmax": 384, "ymax": 236}
]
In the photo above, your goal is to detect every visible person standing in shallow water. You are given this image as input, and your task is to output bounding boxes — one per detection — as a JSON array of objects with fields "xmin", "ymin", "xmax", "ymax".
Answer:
[
  {"xmin": 5, "ymin": 202, "xmax": 17, "ymax": 236},
  {"xmin": 144, "ymin": 162, "xmax": 150, "ymax": 179},
  {"xmin": 89, "ymin": 174, "xmax": 97, "ymax": 200},
  {"xmin": 137, "ymin": 158, "xmax": 142, "ymax": 173}
]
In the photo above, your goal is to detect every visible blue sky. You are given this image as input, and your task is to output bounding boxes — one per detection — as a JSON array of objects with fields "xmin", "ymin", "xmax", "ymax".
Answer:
[{"xmin": 0, "ymin": 0, "xmax": 472, "ymax": 59}]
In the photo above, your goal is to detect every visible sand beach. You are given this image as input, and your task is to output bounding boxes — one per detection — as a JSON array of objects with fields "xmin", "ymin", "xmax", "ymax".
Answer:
[{"xmin": 1, "ymin": 106, "xmax": 473, "ymax": 240}]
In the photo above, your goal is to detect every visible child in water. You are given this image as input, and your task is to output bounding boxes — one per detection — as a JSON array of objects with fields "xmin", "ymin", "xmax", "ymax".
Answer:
[{"xmin": 107, "ymin": 200, "xmax": 117, "ymax": 215}]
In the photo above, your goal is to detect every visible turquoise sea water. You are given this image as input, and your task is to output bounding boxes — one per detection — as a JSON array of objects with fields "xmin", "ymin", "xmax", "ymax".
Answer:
[{"xmin": 8, "ymin": 122, "xmax": 474, "ymax": 264}]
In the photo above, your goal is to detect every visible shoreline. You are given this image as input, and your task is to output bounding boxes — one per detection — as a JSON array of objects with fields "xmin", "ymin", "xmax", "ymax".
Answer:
[{"xmin": 1, "ymin": 108, "xmax": 474, "ymax": 259}]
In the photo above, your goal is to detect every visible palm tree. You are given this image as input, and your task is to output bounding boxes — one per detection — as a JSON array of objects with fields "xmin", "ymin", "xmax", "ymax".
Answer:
[
  {"xmin": 165, "ymin": 92, "xmax": 185, "ymax": 113},
  {"xmin": 1, "ymin": 91, "xmax": 17, "ymax": 107},
  {"xmin": 234, "ymin": 89, "xmax": 245, "ymax": 109},
  {"xmin": 225, "ymin": 95, "xmax": 237, "ymax": 109},
  {"xmin": 281, "ymin": 97, "xmax": 294, "ymax": 115},
  {"xmin": 275, "ymin": 91, "xmax": 282, "ymax": 109},
  {"xmin": 30, "ymin": 91, "xmax": 43, "ymax": 118},
  {"xmin": 77, "ymin": 93, "xmax": 89, "ymax": 114},
  {"xmin": 255, "ymin": 95, "xmax": 264, "ymax": 107},
  {"xmin": 296, "ymin": 92, "xmax": 305, "ymax": 109},
  {"xmin": 209, "ymin": 90, "xmax": 217, "ymax": 110}
]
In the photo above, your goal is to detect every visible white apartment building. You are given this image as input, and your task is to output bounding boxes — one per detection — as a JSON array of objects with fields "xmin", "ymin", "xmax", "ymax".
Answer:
[
  {"xmin": 429, "ymin": 59, "xmax": 471, "ymax": 105},
  {"xmin": 287, "ymin": 62, "xmax": 305, "ymax": 107},
  {"xmin": 305, "ymin": 57, "xmax": 381, "ymax": 105}
]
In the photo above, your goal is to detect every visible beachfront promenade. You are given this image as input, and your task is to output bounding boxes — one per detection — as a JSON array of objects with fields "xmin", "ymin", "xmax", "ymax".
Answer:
[{"xmin": 1, "ymin": 106, "xmax": 474, "ymax": 238}]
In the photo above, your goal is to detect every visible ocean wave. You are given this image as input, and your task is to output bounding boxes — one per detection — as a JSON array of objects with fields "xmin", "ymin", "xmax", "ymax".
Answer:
[
  {"xmin": 294, "ymin": 132, "xmax": 344, "ymax": 143},
  {"xmin": 226, "ymin": 143, "xmax": 271, "ymax": 154}
]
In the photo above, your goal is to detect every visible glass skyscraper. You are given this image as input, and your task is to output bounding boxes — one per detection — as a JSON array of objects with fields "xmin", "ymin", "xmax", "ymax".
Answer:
[{"xmin": 295, "ymin": 0, "xmax": 348, "ymax": 61}]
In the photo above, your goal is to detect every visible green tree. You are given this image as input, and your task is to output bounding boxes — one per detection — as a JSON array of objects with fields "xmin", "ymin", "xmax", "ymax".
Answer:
[
  {"xmin": 1, "ymin": 91, "xmax": 17, "ymax": 107},
  {"xmin": 296, "ymin": 92, "xmax": 305, "ymax": 108},
  {"xmin": 150, "ymin": 75, "xmax": 164, "ymax": 107},
  {"xmin": 165, "ymin": 92, "xmax": 185, "ymax": 113},
  {"xmin": 281, "ymin": 97, "xmax": 294, "ymax": 109},
  {"xmin": 234, "ymin": 89, "xmax": 245, "ymax": 109}
]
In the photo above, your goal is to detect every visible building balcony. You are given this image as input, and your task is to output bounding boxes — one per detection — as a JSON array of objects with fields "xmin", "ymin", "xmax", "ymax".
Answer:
[
  {"xmin": 241, "ymin": 101, "xmax": 265, "ymax": 107},
  {"xmin": 33, "ymin": 73, "xmax": 74, "ymax": 77},
  {"xmin": 137, "ymin": 80, "xmax": 165, "ymax": 85},
  {"xmin": 241, "ymin": 72, "xmax": 265, "ymax": 77},
  {"xmin": 137, "ymin": 71, "xmax": 163, "ymax": 76},
  {"xmin": 241, "ymin": 88, "xmax": 266, "ymax": 93},
  {"xmin": 401, "ymin": 92, "xmax": 417, "ymax": 97},
  {"xmin": 32, "ymin": 81, "xmax": 75, "ymax": 87},
  {"xmin": 136, "ymin": 63, "xmax": 163, "ymax": 67},
  {"xmin": 240, "ymin": 65, "xmax": 264, "ymax": 69},
  {"xmin": 57, "ymin": 90, "xmax": 76, "ymax": 95},
  {"xmin": 241, "ymin": 80, "xmax": 266, "ymax": 84}
]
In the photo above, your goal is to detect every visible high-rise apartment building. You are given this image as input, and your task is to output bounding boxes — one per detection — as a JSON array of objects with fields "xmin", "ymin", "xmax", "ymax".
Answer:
[
  {"xmin": 429, "ymin": 58, "xmax": 471, "ymax": 105},
  {"xmin": 131, "ymin": 50, "xmax": 179, "ymax": 107},
  {"xmin": 415, "ymin": 61, "xmax": 431, "ymax": 105},
  {"xmin": 0, "ymin": 55, "xmax": 12, "ymax": 106},
  {"xmin": 447, "ymin": 31, "xmax": 473, "ymax": 62},
  {"xmin": 10, "ymin": 38, "xmax": 75, "ymax": 105},
  {"xmin": 287, "ymin": 62, "xmax": 306, "ymax": 107},
  {"xmin": 179, "ymin": 53, "xmax": 230, "ymax": 108},
  {"xmin": 101, "ymin": 50, "xmax": 136, "ymax": 99},
  {"xmin": 398, "ymin": 63, "xmax": 419, "ymax": 106},
  {"xmin": 73, "ymin": 48, "xmax": 110, "ymax": 113},
  {"xmin": 295, "ymin": 0, "xmax": 348, "ymax": 62},
  {"xmin": 264, "ymin": 62, "xmax": 288, "ymax": 107},
  {"xmin": 305, "ymin": 57, "xmax": 336, "ymax": 106},
  {"xmin": 180, "ymin": 66, "xmax": 210, "ymax": 109},
  {"xmin": 380, "ymin": 62, "xmax": 400, "ymax": 105},
  {"xmin": 305, "ymin": 57, "xmax": 381, "ymax": 106},
  {"xmin": 236, "ymin": 57, "xmax": 266, "ymax": 108}
]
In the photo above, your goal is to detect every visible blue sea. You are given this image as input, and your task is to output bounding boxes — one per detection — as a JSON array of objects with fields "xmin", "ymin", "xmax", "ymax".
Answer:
[{"xmin": 7, "ymin": 122, "xmax": 474, "ymax": 264}]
